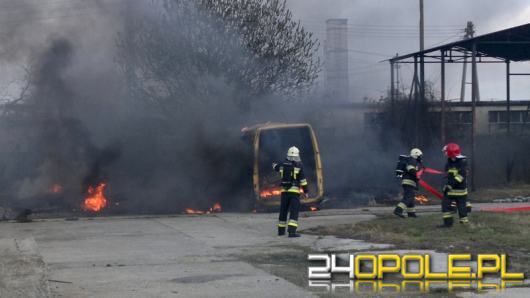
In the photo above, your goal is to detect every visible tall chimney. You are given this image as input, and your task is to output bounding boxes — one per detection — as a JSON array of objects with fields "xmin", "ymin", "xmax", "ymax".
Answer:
[{"xmin": 325, "ymin": 19, "xmax": 349, "ymax": 102}]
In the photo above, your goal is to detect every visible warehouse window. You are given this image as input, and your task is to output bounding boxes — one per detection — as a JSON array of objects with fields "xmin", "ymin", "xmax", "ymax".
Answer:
[
  {"xmin": 489, "ymin": 111, "xmax": 528, "ymax": 123},
  {"xmin": 489, "ymin": 111, "xmax": 498, "ymax": 123}
]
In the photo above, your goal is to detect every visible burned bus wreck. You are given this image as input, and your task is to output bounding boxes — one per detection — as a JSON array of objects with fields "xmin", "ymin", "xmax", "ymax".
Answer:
[{"xmin": 241, "ymin": 123, "xmax": 324, "ymax": 210}]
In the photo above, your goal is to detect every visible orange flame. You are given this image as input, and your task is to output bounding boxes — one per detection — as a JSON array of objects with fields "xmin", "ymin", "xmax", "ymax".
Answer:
[
  {"xmin": 259, "ymin": 187, "xmax": 282, "ymax": 198},
  {"xmin": 309, "ymin": 206, "xmax": 318, "ymax": 212},
  {"xmin": 83, "ymin": 182, "xmax": 108, "ymax": 212},
  {"xmin": 209, "ymin": 202, "xmax": 222, "ymax": 213},
  {"xmin": 184, "ymin": 202, "xmax": 222, "ymax": 215},
  {"xmin": 184, "ymin": 208, "xmax": 205, "ymax": 215},
  {"xmin": 260, "ymin": 187, "xmax": 305, "ymax": 199},
  {"xmin": 50, "ymin": 183, "xmax": 63, "ymax": 194},
  {"xmin": 415, "ymin": 195, "xmax": 429, "ymax": 205}
]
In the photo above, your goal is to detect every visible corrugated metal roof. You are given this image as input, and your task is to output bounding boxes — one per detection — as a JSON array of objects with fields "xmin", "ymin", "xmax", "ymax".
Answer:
[{"xmin": 390, "ymin": 23, "xmax": 530, "ymax": 62}]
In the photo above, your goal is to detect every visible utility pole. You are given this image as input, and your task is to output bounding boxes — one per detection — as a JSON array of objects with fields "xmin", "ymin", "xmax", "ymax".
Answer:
[
  {"xmin": 417, "ymin": 0, "xmax": 425, "ymax": 146},
  {"xmin": 460, "ymin": 21, "xmax": 475, "ymax": 102},
  {"xmin": 416, "ymin": 0, "xmax": 426, "ymax": 146},
  {"xmin": 396, "ymin": 62, "xmax": 401, "ymax": 95},
  {"xmin": 419, "ymin": 0, "xmax": 424, "ymax": 51}
]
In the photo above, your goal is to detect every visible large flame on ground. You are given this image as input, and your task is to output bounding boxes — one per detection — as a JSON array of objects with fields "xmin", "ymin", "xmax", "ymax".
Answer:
[
  {"xmin": 259, "ymin": 187, "xmax": 305, "ymax": 199},
  {"xmin": 184, "ymin": 202, "xmax": 222, "ymax": 215},
  {"xmin": 259, "ymin": 187, "xmax": 282, "ymax": 199},
  {"xmin": 184, "ymin": 208, "xmax": 205, "ymax": 215},
  {"xmin": 83, "ymin": 182, "xmax": 108, "ymax": 212}
]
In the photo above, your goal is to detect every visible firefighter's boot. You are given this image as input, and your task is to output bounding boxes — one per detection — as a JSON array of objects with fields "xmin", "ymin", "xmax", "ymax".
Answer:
[
  {"xmin": 288, "ymin": 232, "xmax": 301, "ymax": 238},
  {"xmin": 441, "ymin": 217, "xmax": 453, "ymax": 228},
  {"xmin": 278, "ymin": 221, "xmax": 287, "ymax": 236},
  {"xmin": 459, "ymin": 217, "xmax": 470, "ymax": 225},
  {"xmin": 394, "ymin": 203, "xmax": 406, "ymax": 218},
  {"xmin": 466, "ymin": 202, "xmax": 472, "ymax": 214},
  {"xmin": 407, "ymin": 207, "xmax": 417, "ymax": 218},
  {"xmin": 288, "ymin": 225, "xmax": 301, "ymax": 238}
]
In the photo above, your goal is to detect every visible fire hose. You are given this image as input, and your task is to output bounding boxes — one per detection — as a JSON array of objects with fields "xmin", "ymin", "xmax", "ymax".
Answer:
[
  {"xmin": 416, "ymin": 167, "xmax": 444, "ymax": 200},
  {"xmin": 416, "ymin": 167, "xmax": 530, "ymax": 213}
]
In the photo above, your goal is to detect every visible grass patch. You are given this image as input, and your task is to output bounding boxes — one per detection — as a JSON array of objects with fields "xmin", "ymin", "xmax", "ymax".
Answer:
[
  {"xmin": 304, "ymin": 212, "xmax": 530, "ymax": 274},
  {"xmin": 471, "ymin": 183, "xmax": 530, "ymax": 202}
]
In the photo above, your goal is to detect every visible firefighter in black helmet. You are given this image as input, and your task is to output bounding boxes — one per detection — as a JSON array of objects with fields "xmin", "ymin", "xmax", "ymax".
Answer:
[
  {"xmin": 272, "ymin": 146, "xmax": 308, "ymax": 238},
  {"xmin": 394, "ymin": 148, "xmax": 423, "ymax": 218}
]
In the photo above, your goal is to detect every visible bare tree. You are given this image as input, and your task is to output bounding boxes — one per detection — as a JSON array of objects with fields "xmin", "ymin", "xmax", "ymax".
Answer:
[
  {"xmin": 117, "ymin": 0, "xmax": 320, "ymax": 114},
  {"xmin": 0, "ymin": 65, "xmax": 33, "ymax": 114}
]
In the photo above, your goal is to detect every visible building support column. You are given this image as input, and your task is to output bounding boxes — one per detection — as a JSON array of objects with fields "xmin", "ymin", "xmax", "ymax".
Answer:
[
  {"xmin": 390, "ymin": 60, "xmax": 395, "ymax": 117},
  {"xmin": 506, "ymin": 60, "xmax": 512, "ymax": 183},
  {"xmin": 441, "ymin": 50, "xmax": 446, "ymax": 145},
  {"xmin": 470, "ymin": 42, "xmax": 477, "ymax": 191},
  {"xmin": 506, "ymin": 60, "xmax": 511, "ymax": 135},
  {"xmin": 414, "ymin": 56, "xmax": 420, "ymax": 146}
]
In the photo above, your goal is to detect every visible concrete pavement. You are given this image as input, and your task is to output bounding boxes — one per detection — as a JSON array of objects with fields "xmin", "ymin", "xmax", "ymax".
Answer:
[
  {"xmin": 0, "ymin": 211, "xmax": 376, "ymax": 298},
  {"xmin": 0, "ymin": 203, "xmax": 528, "ymax": 297}
]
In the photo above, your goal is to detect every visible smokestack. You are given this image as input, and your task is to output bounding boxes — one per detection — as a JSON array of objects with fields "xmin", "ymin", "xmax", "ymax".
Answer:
[{"xmin": 325, "ymin": 18, "xmax": 349, "ymax": 103}]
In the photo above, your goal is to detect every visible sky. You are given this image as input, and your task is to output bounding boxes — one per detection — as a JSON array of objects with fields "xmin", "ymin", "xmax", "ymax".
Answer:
[
  {"xmin": 1, "ymin": 0, "xmax": 530, "ymax": 103},
  {"xmin": 286, "ymin": 0, "xmax": 530, "ymax": 101}
]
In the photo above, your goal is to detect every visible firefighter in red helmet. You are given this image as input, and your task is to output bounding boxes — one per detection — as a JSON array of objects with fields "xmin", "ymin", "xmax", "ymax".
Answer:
[{"xmin": 440, "ymin": 143, "xmax": 471, "ymax": 227}]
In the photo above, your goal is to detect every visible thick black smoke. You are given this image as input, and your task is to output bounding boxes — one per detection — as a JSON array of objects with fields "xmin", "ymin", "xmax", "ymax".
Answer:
[
  {"xmin": 8, "ymin": 1, "xmax": 520, "ymax": 216},
  {"xmin": 0, "ymin": 1, "xmax": 321, "ymax": 214}
]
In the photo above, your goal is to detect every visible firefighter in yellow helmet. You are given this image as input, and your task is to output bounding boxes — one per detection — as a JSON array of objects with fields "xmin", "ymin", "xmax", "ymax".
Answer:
[
  {"xmin": 394, "ymin": 148, "xmax": 423, "ymax": 218},
  {"xmin": 272, "ymin": 146, "xmax": 308, "ymax": 238}
]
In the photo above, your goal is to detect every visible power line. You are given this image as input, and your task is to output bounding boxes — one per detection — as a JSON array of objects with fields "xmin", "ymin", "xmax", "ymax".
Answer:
[
  {"xmin": 304, "ymin": 26, "xmax": 461, "ymax": 34},
  {"xmin": 310, "ymin": 31, "xmax": 460, "ymax": 38},
  {"xmin": 300, "ymin": 19, "xmax": 462, "ymax": 28},
  {"xmin": 426, "ymin": 32, "xmax": 464, "ymax": 47},
  {"xmin": 347, "ymin": 49, "xmax": 393, "ymax": 57},
  {"xmin": 305, "ymin": 26, "xmax": 461, "ymax": 33}
]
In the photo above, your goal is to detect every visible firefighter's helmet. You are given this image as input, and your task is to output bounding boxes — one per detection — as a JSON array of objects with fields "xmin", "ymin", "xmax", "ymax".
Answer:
[
  {"xmin": 443, "ymin": 143, "xmax": 461, "ymax": 158},
  {"xmin": 410, "ymin": 148, "xmax": 423, "ymax": 160},
  {"xmin": 287, "ymin": 146, "xmax": 300, "ymax": 161}
]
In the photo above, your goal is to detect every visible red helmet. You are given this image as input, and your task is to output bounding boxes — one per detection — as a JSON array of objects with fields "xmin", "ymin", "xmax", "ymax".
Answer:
[{"xmin": 442, "ymin": 143, "xmax": 461, "ymax": 158}]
